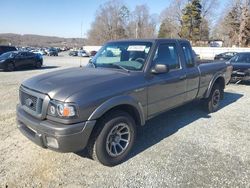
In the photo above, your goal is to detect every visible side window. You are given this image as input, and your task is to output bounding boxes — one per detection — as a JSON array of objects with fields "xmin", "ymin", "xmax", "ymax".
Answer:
[
  {"xmin": 153, "ymin": 43, "xmax": 180, "ymax": 70},
  {"xmin": 241, "ymin": 54, "xmax": 250, "ymax": 63},
  {"xmin": 19, "ymin": 52, "xmax": 26, "ymax": 57},
  {"xmin": 27, "ymin": 52, "xmax": 34, "ymax": 57},
  {"xmin": 181, "ymin": 43, "xmax": 195, "ymax": 68}
]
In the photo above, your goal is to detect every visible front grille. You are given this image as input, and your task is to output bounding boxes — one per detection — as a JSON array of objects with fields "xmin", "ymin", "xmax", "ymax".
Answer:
[
  {"xmin": 20, "ymin": 91, "xmax": 38, "ymax": 111},
  {"xmin": 19, "ymin": 87, "xmax": 45, "ymax": 117},
  {"xmin": 19, "ymin": 86, "xmax": 50, "ymax": 120}
]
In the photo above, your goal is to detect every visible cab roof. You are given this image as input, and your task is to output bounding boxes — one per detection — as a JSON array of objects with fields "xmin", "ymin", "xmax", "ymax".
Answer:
[{"xmin": 107, "ymin": 38, "xmax": 189, "ymax": 44}]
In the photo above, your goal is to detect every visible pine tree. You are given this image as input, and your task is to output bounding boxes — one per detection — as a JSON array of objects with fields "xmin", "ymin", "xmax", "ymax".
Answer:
[
  {"xmin": 179, "ymin": 0, "xmax": 202, "ymax": 43},
  {"xmin": 158, "ymin": 19, "xmax": 177, "ymax": 38}
]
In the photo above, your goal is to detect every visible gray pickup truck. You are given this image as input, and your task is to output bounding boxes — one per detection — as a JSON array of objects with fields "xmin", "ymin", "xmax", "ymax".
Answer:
[{"xmin": 17, "ymin": 39, "xmax": 232, "ymax": 166}]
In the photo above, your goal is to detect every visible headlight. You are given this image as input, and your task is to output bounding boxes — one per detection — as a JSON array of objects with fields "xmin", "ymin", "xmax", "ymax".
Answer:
[{"xmin": 47, "ymin": 100, "xmax": 78, "ymax": 118}]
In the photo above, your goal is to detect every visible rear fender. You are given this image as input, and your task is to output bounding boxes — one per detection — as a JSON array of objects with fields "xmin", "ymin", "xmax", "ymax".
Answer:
[{"xmin": 205, "ymin": 73, "xmax": 225, "ymax": 98}]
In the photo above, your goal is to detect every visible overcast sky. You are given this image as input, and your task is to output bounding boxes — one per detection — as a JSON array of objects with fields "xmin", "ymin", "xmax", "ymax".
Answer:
[{"xmin": 0, "ymin": 0, "xmax": 227, "ymax": 38}]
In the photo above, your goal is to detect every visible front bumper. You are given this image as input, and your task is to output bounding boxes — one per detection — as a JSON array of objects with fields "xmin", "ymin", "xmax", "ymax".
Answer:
[{"xmin": 16, "ymin": 104, "xmax": 96, "ymax": 152}]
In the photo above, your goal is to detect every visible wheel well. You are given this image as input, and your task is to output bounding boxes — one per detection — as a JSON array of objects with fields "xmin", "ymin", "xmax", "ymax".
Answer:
[
  {"xmin": 214, "ymin": 77, "xmax": 225, "ymax": 89},
  {"xmin": 213, "ymin": 77, "xmax": 225, "ymax": 99},
  {"xmin": 99, "ymin": 104, "xmax": 142, "ymax": 126}
]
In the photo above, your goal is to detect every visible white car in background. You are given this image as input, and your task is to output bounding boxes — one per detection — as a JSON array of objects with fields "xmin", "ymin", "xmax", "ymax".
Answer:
[
  {"xmin": 78, "ymin": 50, "xmax": 89, "ymax": 57},
  {"xmin": 33, "ymin": 50, "xmax": 46, "ymax": 56}
]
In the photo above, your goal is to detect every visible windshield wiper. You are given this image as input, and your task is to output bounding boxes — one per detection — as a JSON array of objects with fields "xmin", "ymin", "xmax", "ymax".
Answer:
[{"xmin": 106, "ymin": 63, "xmax": 130, "ymax": 72}]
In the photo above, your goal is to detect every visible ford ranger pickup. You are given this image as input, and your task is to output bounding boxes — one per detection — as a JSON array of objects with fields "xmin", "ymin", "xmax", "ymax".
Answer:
[{"xmin": 17, "ymin": 39, "xmax": 232, "ymax": 166}]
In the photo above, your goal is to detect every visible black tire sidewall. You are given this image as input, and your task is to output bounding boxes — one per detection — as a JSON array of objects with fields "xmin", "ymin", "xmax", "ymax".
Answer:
[
  {"xmin": 36, "ymin": 61, "xmax": 42, "ymax": 68},
  {"xmin": 95, "ymin": 112, "xmax": 136, "ymax": 166},
  {"xmin": 5, "ymin": 63, "xmax": 14, "ymax": 71},
  {"xmin": 208, "ymin": 84, "xmax": 221, "ymax": 112}
]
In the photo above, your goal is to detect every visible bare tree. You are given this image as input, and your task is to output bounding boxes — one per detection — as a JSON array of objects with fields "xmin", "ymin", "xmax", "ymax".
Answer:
[
  {"xmin": 239, "ymin": 0, "xmax": 250, "ymax": 46},
  {"xmin": 159, "ymin": 0, "xmax": 187, "ymax": 38},
  {"xmin": 200, "ymin": 0, "xmax": 219, "ymax": 21},
  {"xmin": 211, "ymin": 0, "xmax": 244, "ymax": 46},
  {"xmin": 199, "ymin": 0, "xmax": 219, "ymax": 41},
  {"xmin": 87, "ymin": 1, "xmax": 157, "ymax": 44},
  {"xmin": 128, "ymin": 5, "xmax": 157, "ymax": 38},
  {"xmin": 160, "ymin": 0, "xmax": 187, "ymax": 29},
  {"xmin": 87, "ymin": 0, "xmax": 129, "ymax": 45}
]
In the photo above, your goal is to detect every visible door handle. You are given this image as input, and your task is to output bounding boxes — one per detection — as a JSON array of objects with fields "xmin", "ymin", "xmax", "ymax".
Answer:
[{"xmin": 179, "ymin": 75, "xmax": 187, "ymax": 80}]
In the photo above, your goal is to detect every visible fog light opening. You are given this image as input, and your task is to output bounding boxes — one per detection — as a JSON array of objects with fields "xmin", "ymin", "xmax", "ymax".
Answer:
[{"xmin": 46, "ymin": 136, "xmax": 59, "ymax": 149}]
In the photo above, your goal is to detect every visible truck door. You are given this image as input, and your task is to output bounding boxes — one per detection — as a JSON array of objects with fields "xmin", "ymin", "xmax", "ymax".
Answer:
[
  {"xmin": 147, "ymin": 42, "xmax": 187, "ymax": 117},
  {"xmin": 180, "ymin": 42, "xmax": 200, "ymax": 101}
]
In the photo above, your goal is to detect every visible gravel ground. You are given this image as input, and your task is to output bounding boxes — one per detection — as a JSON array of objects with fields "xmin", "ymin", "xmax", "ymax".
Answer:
[{"xmin": 0, "ymin": 53, "xmax": 249, "ymax": 188}]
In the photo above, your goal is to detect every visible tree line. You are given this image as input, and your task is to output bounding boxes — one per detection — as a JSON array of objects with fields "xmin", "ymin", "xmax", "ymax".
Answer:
[
  {"xmin": 87, "ymin": 0, "xmax": 157, "ymax": 45},
  {"xmin": 87, "ymin": 0, "xmax": 250, "ymax": 47}
]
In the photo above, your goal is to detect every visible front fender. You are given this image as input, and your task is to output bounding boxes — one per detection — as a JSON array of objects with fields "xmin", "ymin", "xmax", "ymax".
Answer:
[{"xmin": 87, "ymin": 95, "xmax": 145, "ymax": 125}]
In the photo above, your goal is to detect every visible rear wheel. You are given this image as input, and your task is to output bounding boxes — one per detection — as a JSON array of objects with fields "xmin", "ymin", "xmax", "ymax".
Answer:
[
  {"xmin": 203, "ymin": 84, "xmax": 223, "ymax": 113},
  {"xmin": 5, "ymin": 63, "xmax": 15, "ymax": 72},
  {"xmin": 87, "ymin": 111, "xmax": 136, "ymax": 166}
]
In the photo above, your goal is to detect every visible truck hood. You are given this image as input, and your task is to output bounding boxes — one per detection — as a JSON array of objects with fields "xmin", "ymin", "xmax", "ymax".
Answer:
[{"xmin": 22, "ymin": 67, "xmax": 132, "ymax": 101}]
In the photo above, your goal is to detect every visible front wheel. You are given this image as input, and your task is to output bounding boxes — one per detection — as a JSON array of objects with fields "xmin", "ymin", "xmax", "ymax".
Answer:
[
  {"xmin": 203, "ymin": 84, "xmax": 223, "ymax": 113},
  {"xmin": 35, "ymin": 61, "xmax": 42, "ymax": 69},
  {"xmin": 87, "ymin": 111, "xmax": 136, "ymax": 166},
  {"xmin": 5, "ymin": 63, "xmax": 15, "ymax": 71}
]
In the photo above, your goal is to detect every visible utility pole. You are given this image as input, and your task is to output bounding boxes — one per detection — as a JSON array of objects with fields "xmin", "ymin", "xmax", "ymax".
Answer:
[{"xmin": 81, "ymin": 21, "xmax": 83, "ymax": 47}]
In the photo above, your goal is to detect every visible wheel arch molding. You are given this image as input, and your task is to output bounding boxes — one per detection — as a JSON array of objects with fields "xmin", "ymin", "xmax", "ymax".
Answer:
[{"xmin": 87, "ymin": 95, "xmax": 146, "ymax": 126}]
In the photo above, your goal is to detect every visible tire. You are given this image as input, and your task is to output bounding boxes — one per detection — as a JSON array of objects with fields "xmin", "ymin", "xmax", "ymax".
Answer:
[
  {"xmin": 203, "ymin": 84, "xmax": 223, "ymax": 113},
  {"xmin": 5, "ymin": 63, "xmax": 15, "ymax": 72},
  {"xmin": 87, "ymin": 111, "xmax": 137, "ymax": 166},
  {"xmin": 35, "ymin": 61, "xmax": 42, "ymax": 69}
]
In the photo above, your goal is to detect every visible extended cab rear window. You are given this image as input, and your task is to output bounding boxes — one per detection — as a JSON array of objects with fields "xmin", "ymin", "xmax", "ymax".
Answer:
[{"xmin": 181, "ymin": 43, "xmax": 195, "ymax": 68}]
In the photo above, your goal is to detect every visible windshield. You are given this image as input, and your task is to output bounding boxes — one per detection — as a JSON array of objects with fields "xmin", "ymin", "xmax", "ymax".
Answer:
[
  {"xmin": 0, "ymin": 51, "xmax": 15, "ymax": 59},
  {"xmin": 91, "ymin": 41, "xmax": 152, "ymax": 71},
  {"xmin": 230, "ymin": 53, "xmax": 250, "ymax": 63}
]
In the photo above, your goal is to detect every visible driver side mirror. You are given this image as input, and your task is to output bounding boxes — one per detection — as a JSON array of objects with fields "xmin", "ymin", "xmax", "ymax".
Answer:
[{"xmin": 151, "ymin": 64, "xmax": 169, "ymax": 74}]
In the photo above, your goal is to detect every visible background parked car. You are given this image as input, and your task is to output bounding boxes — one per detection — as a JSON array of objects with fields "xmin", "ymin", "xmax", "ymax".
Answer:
[
  {"xmin": 47, "ymin": 48, "xmax": 58, "ymax": 56},
  {"xmin": 89, "ymin": 50, "xmax": 97, "ymax": 57},
  {"xmin": 0, "ymin": 51, "xmax": 43, "ymax": 71},
  {"xmin": 0, "ymin": 45, "xmax": 17, "ymax": 55},
  {"xmin": 33, "ymin": 49, "xmax": 46, "ymax": 56},
  {"xmin": 69, "ymin": 50, "xmax": 78, "ymax": 56},
  {"xmin": 78, "ymin": 50, "xmax": 89, "ymax": 57},
  {"xmin": 230, "ymin": 52, "xmax": 250, "ymax": 82},
  {"xmin": 214, "ymin": 52, "xmax": 237, "ymax": 60},
  {"xmin": 192, "ymin": 50, "xmax": 200, "ymax": 60}
]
